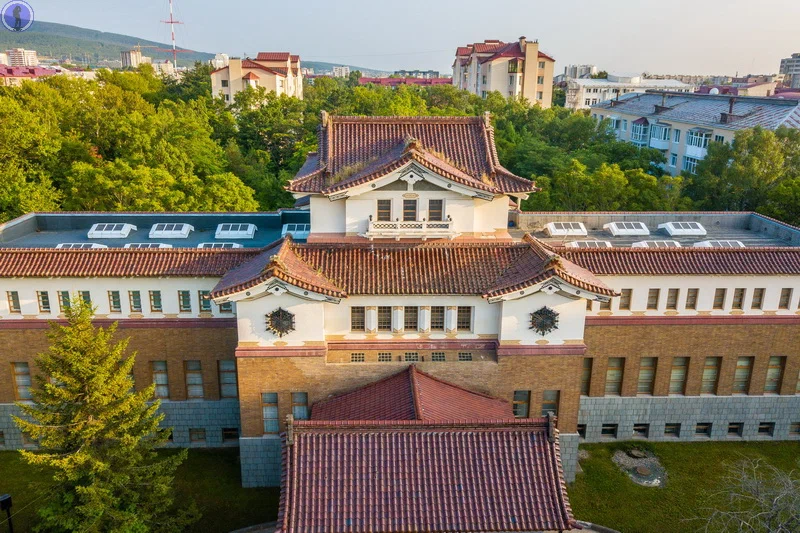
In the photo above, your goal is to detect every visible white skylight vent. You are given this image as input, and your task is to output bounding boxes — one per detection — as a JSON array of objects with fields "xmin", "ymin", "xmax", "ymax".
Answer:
[
  {"xmin": 281, "ymin": 223, "xmax": 311, "ymax": 239},
  {"xmin": 198, "ymin": 242, "xmax": 243, "ymax": 249},
  {"xmin": 565, "ymin": 241, "xmax": 613, "ymax": 249},
  {"xmin": 215, "ymin": 223, "xmax": 257, "ymax": 239},
  {"xmin": 631, "ymin": 240, "xmax": 682, "ymax": 248},
  {"xmin": 87, "ymin": 223, "xmax": 137, "ymax": 239},
  {"xmin": 544, "ymin": 222, "xmax": 587, "ymax": 237},
  {"xmin": 658, "ymin": 221, "xmax": 707, "ymax": 236},
  {"xmin": 149, "ymin": 223, "xmax": 194, "ymax": 239},
  {"xmin": 124, "ymin": 243, "xmax": 174, "ymax": 249},
  {"xmin": 693, "ymin": 240, "xmax": 746, "ymax": 248},
  {"xmin": 603, "ymin": 221, "xmax": 650, "ymax": 236},
  {"xmin": 56, "ymin": 243, "xmax": 108, "ymax": 249}
]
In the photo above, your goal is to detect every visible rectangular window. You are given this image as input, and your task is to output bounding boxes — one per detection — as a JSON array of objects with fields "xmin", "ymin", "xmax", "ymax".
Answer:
[
  {"xmin": 12, "ymin": 362, "xmax": 32, "ymax": 400},
  {"xmin": 581, "ymin": 358, "xmax": 593, "ymax": 396},
  {"xmin": 7, "ymin": 291, "xmax": 20, "ymax": 313},
  {"xmin": 221, "ymin": 79, "xmax": 228, "ymax": 87},
  {"xmin": 647, "ymin": 289, "xmax": 660, "ymax": 310},
  {"xmin": 292, "ymin": 392, "xmax": 309, "ymax": 420},
  {"xmin": 601, "ymin": 424, "xmax": 618, "ymax": 438},
  {"xmin": 758, "ymin": 422, "xmax": 775, "ymax": 437},
  {"xmin": 108, "ymin": 291, "xmax": 122, "ymax": 313},
  {"xmin": 404, "ymin": 352, "xmax": 419, "ymax": 362},
  {"xmin": 586, "ymin": 300, "xmax": 592, "ymax": 311},
  {"xmin": 683, "ymin": 156, "xmax": 700, "ymax": 174},
  {"xmin": 765, "ymin": 356, "xmax": 785, "ymax": 393},
  {"xmin": 790, "ymin": 423, "xmax": 800, "ymax": 436},
  {"xmin": 513, "ymin": 390, "xmax": 530, "ymax": 418},
  {"xmin": 198, "ymin": 291, "xmax": 212, "ymax": 313},
  {"xmin": 149, "ymin": 290, "xmax": 163, "ymax": 312},
  {"xmin": 404, "ymin": 306, "xmax": 419, "ymax": 331},
  {"xmin": 129, "ymin": 291, "xmax": 142, "ymax": 313},
  {"xmin": 577, "ymin": 424, "xmax": 587, "ymax": 438},
  {"xmin": 666, "ymin": 289, "xmax": 679, "ymax": 310},
  {"xmin": 633, "ymin": 424, "xmax": 650, "ymax": 438},
  {"xmin": 37, "ymin": 291, "xmax": 51, "ymax": 313},
  {"xmin": 350, "ymin": 307, "xmax": 365, "ymax": 331},
  {"xmin": 377, "ymin": 199, "xmax": 392, "ymax": 222},
  {"xmin": 222, "ymin": 428, "xmax": 239, "ymax": 442},
  {"xmin": 686, "ymin": 288, "xmax": 699, "ymax": 310},
  {"xmin": 219, "ymin": 301, "xmax": 233, "ymax": 313},
  {"xmin": 261, "ymin": 393, "xmax": 279, "ymax": 434},
  {"xmin": 599, "ymin": 299, "xmax": 611, "ymax": 310},
  {"xmin": 674, "ymin": 129, "xmax": 681, "ymax": 143},
  {"xmin": 637, "ymin": 357, "xmax": 657, "ymax": 395},
  {"xmin": 350, "ymin": 352, "xmax": 365, "ymax": 363},
  {"xmin": 605, "ymin": 358, "xmax": 624, "ymax": 396},
  {"xmin": 695, "ymin": 423, "xmax": 712, "ymax": 437},
  {"xmin": 428, "ymin": 199, "xmax": 443, "ymax": 222},
  {"xmin": 619, "ymin": 289, "xmax": 632, "ymax": 310},
  {"xmin": 541, "ymin": 390, "xmax": 559, "ymax": 417},
  {"xmin": 59, "ymin": 291, "xmax": 71, "ymax": 312},
  {"xmin": 751, "ymin": 288, "xmax": 765, "ymax": 309},
  {"xmin": 218, "ymin": 360, "xmax": 238, "ymax": 398},
  {"xmin": 431, "ymin": 352, "xmax": 445, "ymax": 362},
  {"xmin": 732, "ymin": 288, "xmax": 745, "ymax": 310},
  {"xmin": 779, "ymin": 288, "xmax": 792, "ymax": 309},
  {"xmin": 669, "ymin": 357, "xmax": 689, "ymax": 395},
  {"xmin": 537, "ymin": 75, "xmax": 544, "ymax": 84},
  {"xmin": 714, "ymin": 134, "xmax": 725, "ymax": 143},
  {"xmin": 732, "ymin": 357, "xmax": 753, "ymax": 394},
  {"xmin": 664, "ymin": 423, "xmax": 681, "ymax": 437},
  {"xmin": 430, "ymin": 306, "xmax": 445, "ymax": 331},
  {"xmin": 189, "ymin": 429, "xmax": 206, "ymax": 443},
  {"xmin": 178, "ymin": 290, "xmax": 192, "ymax": 313},
  {"xmin": 80, "ymin": 291, "xmax": 91, "ymax": 306},
  {"xmin": 669, "ymin": 153, "xmax": 677, "ymax": 167},
  {"xmin": 713, "ymin": 288, "xmax": 726, "ymax": 310},
  {"xmin": 457, "ymin": 352, "xmax": 473, "ymax": 362},
  {"xmin": 378, "ymin": 352, "xmax": 393, "ymax": 362},
  {"xmin": 402, "ymin": 199, "xmax": 417, "ymax": 222},
  {"xmin": 184, "ymin": 360, "xmax": 204, "ymax": 399},
  {"xmin": 456, "ymin": 306, "xmax": 472, "ymax": 331},
  {"xmin": 377, "ymin": 306, "xmax": 392, "ymax": 331},
  {"xmin": 152, "ymin": 361, "xmax": 169, "ymax": 399},
  {"xmin": 701, "ymin": 357, "xmax": 721, "ymax": 394},
  {"xmin": 728, "ymin": 423, "xmax": 744, "ymax": 437}
]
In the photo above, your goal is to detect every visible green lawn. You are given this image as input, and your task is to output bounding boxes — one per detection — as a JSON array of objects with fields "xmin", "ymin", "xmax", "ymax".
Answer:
[
  {"xmin": 0, "ymin": 448, "xmax": 279, "ymax": 533},
  {"xmin": 568, "ymin": 441, "xmax": 800, "ymax": 533}
]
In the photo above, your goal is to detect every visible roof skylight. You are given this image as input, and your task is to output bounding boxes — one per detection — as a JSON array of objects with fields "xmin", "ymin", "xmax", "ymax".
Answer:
[
  {"xmin": 693, "ymin": 240, "xmax": 746, "ymax": 248},
  {"xmin": 87, "ymin": 223, "xmax": 137, "ymax": 239},
  {"xmin": 631, "ymin": 240, "xmax": 682, "ymax": 248},
  {"xmin": 281, "ymin": 223, "xmax": 311, "ymax": 239},
  {"xmin": 149, "ymin": 223, "xmax": 194, "ymax": 239},
  {"xmin": 544, "ymin": 222, "xmax": 588, "ymax": 237},
  {"xmin": 658, "ymin": 221, "xmax": 707, "ymax": 236},
  {"xmin": 565, "ymin": 240, "xmax": 613, "ymax": 249},
  {"xmin": 198, "ymin": 242, "xmax": 243, "ymax": 249},
  {"xmin": 56, "ymin": 243, "xmax": 108, "ymax": 249},
  {"xmin": 603, "ymin": 221, "xmax": 650, "ymax": 236},
  {"xmin": 215, "ymin": 223, "xmax": 257, "ymax": 239},
  {"xmin": 124, "ymin": 243, "xmax": 174, "ymax": 249}
]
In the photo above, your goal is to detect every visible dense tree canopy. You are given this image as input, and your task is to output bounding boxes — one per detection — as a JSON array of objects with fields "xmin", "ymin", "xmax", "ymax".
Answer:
[{"xmin": 1, "ymin": 65, "xmax": 798, "ymax": 224}]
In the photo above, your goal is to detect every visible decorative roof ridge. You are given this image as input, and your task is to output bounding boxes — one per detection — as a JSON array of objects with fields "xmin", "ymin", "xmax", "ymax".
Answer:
[
  {"xmin": 328, "ymin": 115, "xmax": 484, "ymax": 124},
  {"xmin": 0, "ymin": 246, "xmax": 260, "ymax": 255},
  {"xmin": 292, "ymin": 417, "xmax": 551, "ymax": 430},
  {"xmin": 556, "ymin": 245, "xmax": 800, "ymax": 254},
  {"xmin": 295, "ymin": 240, "xmax": 526, "ymax": 250},
  {"xmin": 408, "ymin": 365, "xmax": 424, "ymax": 420},
  {"xmin": 546, "ymin": 427, "xmax": 579, "ymax": 529}
]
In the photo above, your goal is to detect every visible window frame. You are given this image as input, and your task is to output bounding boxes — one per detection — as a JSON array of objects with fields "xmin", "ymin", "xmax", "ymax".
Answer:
[
  {"xmin": 178, "ymin": 290, "xmax": 192, "ymax": 313},
  {"xmin": 291, "ymin": 392, "xmax": 309, "ymax": 420},
  {"xmin": 151, "ymin": 361, "xmax": 170, "ymax": 399},
  {"xmin": 428, "ymin": 199, "xmax": 444, "ymax": 222},
  {"xmin": 12, "ymin": 362, "xmax": 32, "ymax": 400},
  {"xmin": 376, "ymin": 199, "xmax": 392, "ymax": 222},
  {"xmin": 261, "ymin": 392, "xmax": 279, "ymax": 434},
  {"xmin": 403, "ymin": 306, "xmax": 419, "ymax": 331},
  {"xmin": 377, "ymin": 306, "xmax": 392, "ymax": 332},
  {"xmin": 456, "ymin": 306, "xmax": 473, "ymax": 332},
  {"xmin": 713, "ymin": 288, "xmax": 726, "ymax": 310},
  {"xmin": 685, "ymin": 288, "xmax": 699, "ymax": 310},
  {"xmin": 669, "ymin": 357, "xmax": 689, "ymax": 395},
  {"xmin": 637, "ymin": 357, "xmax": 657, "ymax": 395},
  {"xmin": 430, "ymin": 306, "xmax": 445, "ymax": 331},
  {"xmin": 666, "ymin": 288, "xmax": 679, "ymax": 310},
  {"xmin": 701, "ymin": 357, "xmax": 721, "ymax": 395},
  {"xmin": 605, "ymin": 358, "xmax": 625, "ymax": 396},
  {"xmin": 512, "ymin": 390, "xmax": 530, "ymax": 418},
  {"xmin": 779, "ymin": 288, "xmax": 792, "ymax": 310},
  {"xmin": 646, "ymin": 288, "xmax": 660, "ymax": 310},
  {"xmin": 751, "ymin": 288, "xmax": 765, "ymax": 309},
  {"xmin": 218, "ymin": 360, "xmax": 238, "ymax": 398},
  {"xmin": 7, "ymin": 291, "xmax": 21, "ymax": 313},
  {"xmin": 402, "ymin": 199, "xmax": 417, "ymax": 222},
  {"xmin": 541, "ymin": 390, "xmax": 559, "ymax": 417},
  {"xmin": 764, "ymin": 356, "xmax": 785, "ymax": 393},
  {"xmin": 129, "ymin": 290, "xmax": 143, "ymax": 313},
  {"xmin": 619, "ymin": 289, "xmax": 632, "ymax": 310},
  {"xmin": 108, "ymin": 290, "xmax": 122, "ymax": 313},
  {"xmin": 350, "ymin": 306, "xmax": 366, "ymax": 332},
  {"xmin": 198, "ymin": 290, "xmax": 212, "ymax": 313},
  {"xmin": 36, "ymin": 290, "xmax": 51, "ymax": 314},
  {"xmin": 732, "ymin": 356, "xmax": 753, "ymax": 394},
  {"xmin": 184, "ymin": 360, "xmax": 204, "ymax": 399},
  {"xmin": 149, "ymin": 290, "xmax": 163, "ymax": 313}
]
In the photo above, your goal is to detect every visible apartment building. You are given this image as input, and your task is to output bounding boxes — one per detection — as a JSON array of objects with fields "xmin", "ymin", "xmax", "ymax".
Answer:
[
  {"xmin": 0, "ymin": 66, "xmax": 57, "ymax": 86},
  {"xmin": 393, "ymin": 69, "xmax": 440, "ymax": 78},
  {"xmin": 592, "ymin": 91, "xmax": 800, "ymax": 175},
  {"xmin": 6, "ymin": 48, "xmax": 38, "ymax": 67},
  {"xmin": 332, "ymin": 65, "xmax": 350, "ymax": 78},
  {"xmin": 780, "ymin": 53, "xmax": 800, "ymax": 89},
  {"xmin": 566, "ymin": 73, "xmax": 693, "ymax": 110},
  {"xmin": 210, "ymin": 52, "xmax": 303, "ymax": 104},
  {"xmin": 120, "ymin": 49, "xmax": 152, "ymax": 69},
  {"xmin": 563, "ymin": 64, "xmax": 598, "ymax": 79},
  {"xmin": 453, "ymin": 37, "xmax": 555, "ymax": 107}
]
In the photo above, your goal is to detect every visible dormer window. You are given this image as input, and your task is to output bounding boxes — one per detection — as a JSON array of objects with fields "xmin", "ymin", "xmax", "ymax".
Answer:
[
  {"xmin": 403, "ymin": 199, "xmax": 417, "ymax": 222},
  {"xmin": 428, "ymin": 200, "xmax": 444, "ymax": 222},
  {"xmin": 377, "ymin": 200, "xmax": 392, "ymax": 221}
]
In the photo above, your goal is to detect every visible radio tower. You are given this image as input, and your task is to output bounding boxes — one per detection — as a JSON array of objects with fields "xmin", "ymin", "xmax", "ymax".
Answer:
[{"xmin": 161, "ymin": 0, "xmax": 183, "ymax": 69}]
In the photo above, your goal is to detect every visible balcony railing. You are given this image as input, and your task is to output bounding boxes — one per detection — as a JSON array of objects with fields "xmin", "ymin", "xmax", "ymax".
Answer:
[{"xmin": 363, "ymin": 216, "xmax": 459, "ymax": 241}]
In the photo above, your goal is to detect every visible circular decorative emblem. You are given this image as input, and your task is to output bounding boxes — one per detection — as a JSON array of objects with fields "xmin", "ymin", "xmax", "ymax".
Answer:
[
  {"xmin": 266, "ymin": 307, "xmax": 295, "ymax": 337},
  {"xmin": 1, "ymin": 1, "xmax": 34, "ymax": 32},
  {"xmin": 530, "ymin": 306, "xmax": 559, "ymax": 336}
]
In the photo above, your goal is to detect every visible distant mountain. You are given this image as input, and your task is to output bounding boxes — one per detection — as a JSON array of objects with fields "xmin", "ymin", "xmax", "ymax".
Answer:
[{"xmin": 0, "ymin": 21, "xmax": 213, "ymax": 66}]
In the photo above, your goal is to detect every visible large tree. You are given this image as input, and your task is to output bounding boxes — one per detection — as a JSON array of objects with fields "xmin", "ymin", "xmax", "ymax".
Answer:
[{"xmin": 13, "ymin": 298, "xmax": 198, "ymax": 533}]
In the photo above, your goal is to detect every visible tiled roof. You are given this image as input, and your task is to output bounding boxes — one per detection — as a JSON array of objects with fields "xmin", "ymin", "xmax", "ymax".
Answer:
[
  {"xmin": 593, "ymin": 91, "xmax": 800, "ymax": 131},
  {"xmin": 255, "ymin": 52, "xmax": 291, "ymax": 61},
  {"xmin": 1, "ymin": 66, "xmax": 58, "ymax": 78},
  {"xmin": 288, "ymin": 114, "xmax": 536, "ymax": 195},
  {"xmin": 241, "ymin": 71, "xmax": 259, "ymax": 80},
  {"xmin": 0, "ymin": 248, "xmax": 258, "ymax": 278},
  {"xmin": 558, "ymin": 246, "xmax": 800, "ymax": 275},
  {"xmin": 311, "ymin": 365, "xmax": 513, "ymax": 421},
  {"xmin": 241, "ymin": 59, "xmax": 287, "ymax": 77},
  {"xmin": 456, "ymin": 40, "xmax": 555, "ymax": 64},
  {"xmin": 277, "ymin": 418, "xmax": 577, "ymax": 533}
]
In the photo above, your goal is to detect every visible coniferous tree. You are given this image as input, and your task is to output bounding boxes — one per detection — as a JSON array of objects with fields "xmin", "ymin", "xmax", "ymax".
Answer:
[{"xmin": 13, "ymin": 298, "xmax": 198, "ymax": 533}]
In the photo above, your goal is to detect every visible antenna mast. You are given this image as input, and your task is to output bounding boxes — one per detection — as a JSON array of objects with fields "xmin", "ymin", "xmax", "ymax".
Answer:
[{"xmin": 160, "ymin": 0, "xmax": 183, "ymax": 69}]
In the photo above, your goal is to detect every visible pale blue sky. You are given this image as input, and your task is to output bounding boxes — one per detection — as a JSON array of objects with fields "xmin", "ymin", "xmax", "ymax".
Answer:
[{"xmin": 27, "ymin": 0, "xmax": 800, "ymax": 75}]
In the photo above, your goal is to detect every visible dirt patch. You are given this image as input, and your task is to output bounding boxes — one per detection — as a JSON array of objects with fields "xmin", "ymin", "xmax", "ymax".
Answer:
[{"xmin": 612, "ymin": 448, "xmax": 667, "ymax": 487}]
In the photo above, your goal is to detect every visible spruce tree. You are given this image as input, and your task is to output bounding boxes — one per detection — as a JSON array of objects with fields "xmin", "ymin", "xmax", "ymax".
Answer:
[{"xmin": 13, "ymin": 297, "xmax": 199, "ymax": 532}]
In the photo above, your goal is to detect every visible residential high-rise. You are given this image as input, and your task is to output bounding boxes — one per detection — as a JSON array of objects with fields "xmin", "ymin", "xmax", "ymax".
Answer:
[
  {"xmin": 6, "ymin": 48, "xmax": 38, "ymax": 67},
  {"xmin": 780, "ymin": 53, "xmax": 800, "ymax": 89},
  {"xmin": 332, "ymin": 65, "xmax": 350, "ymax": 78},
  {"xmin": 120, "ymin": 49, "xmax": 152, "ymax": 69}
]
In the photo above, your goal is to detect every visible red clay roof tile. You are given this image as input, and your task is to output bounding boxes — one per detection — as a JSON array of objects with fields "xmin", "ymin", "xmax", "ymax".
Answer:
[{"xmin": 255, "ymin": 52, "xmax": 291, "ymax": 61}]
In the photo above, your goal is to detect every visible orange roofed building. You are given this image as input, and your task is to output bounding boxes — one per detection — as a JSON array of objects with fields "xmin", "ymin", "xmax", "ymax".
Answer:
[{"xmin": 211, "ymin": 52, "xmax": 303, "ymax": 104}]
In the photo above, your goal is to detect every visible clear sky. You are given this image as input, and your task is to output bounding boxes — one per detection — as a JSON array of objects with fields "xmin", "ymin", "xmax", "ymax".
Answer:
[{"xmin": 29, "ymin": 0, "xmax": 800, "ymax": 75}]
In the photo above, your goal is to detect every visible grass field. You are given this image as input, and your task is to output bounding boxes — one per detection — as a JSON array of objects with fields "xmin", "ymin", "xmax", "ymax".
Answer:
[
  {"xmin": 568, "ymin": 441, "xmax": 800, "ymax": 533},
  {"xmin": 0, "ymin": 448, "xmax": 279, "ymax": 533}
]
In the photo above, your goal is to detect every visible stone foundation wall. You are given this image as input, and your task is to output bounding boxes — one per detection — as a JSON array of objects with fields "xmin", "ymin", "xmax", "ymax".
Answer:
[
  {"xmin": 239, "ymin": 436, "xmax": 283, "ymax": 487},
  {"xmin": 559, "ymin": 433, "xmax": 580, "ymax": 482}
]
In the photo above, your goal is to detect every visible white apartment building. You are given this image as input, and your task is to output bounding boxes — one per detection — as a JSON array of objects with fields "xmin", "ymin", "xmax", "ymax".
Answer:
[
  {"xmin": 591, "ymin": 91, "xmax": 800, "ymax": 176},
  {"xmin": 452, "ymin": 37, "xmax": 555, "ymax": 108},
  {"xmin": 210, "ymin": 52, "xmax": 303, "ymax": 104},
  {"xmin": 563, "ymin": 64, "xmax": 597, "ymax": 79},
  {"xmin": 121, "ymin": 50, "xmax": 152, "ymax": 69},
  {"xmin": 566, "ymin": 73, "xmax": 693, "ymax": 110},
  {"xmin": 332, "ymin": 66, "xmax": 350, "ymax": 78},
  {"xmin": 0, "ymin": 52, "xmax": 7, "ymax": 66},
  {"xmin": 7, "ymin": 48, "xmax": 38, "ymax": 67},
  {"xmin": 780, "ymin": 53, "xmax": 800, "ymax": 89}
]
